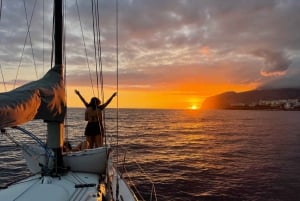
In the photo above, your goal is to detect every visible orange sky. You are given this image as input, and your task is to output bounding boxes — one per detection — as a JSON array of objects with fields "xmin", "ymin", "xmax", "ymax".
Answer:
[
  {"xmin": 1, "ymin": 1, "xmax": 299, "ymax": 110},
  {"xmin": 67, "ymin": 78, "xmax": 258, "ymax": 109},
  {"xmin": 0, "ymin": 78, "xmax": 257, "ymax": 110}
]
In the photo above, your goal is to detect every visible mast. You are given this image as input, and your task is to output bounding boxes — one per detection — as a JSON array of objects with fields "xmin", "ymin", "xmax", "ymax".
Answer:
[
  {"xmin": 54, "ymin": 0, "xmax": 63, "ymax": 66},
  {"xmin": 47, "ymin": 0, "xmax": 65, "ymax": 174}
]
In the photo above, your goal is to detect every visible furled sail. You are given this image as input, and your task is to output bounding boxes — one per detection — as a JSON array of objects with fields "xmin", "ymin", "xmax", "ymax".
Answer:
[{"xmin": 0, "ymin": 65, "xmax": 66, "ymax": 128}]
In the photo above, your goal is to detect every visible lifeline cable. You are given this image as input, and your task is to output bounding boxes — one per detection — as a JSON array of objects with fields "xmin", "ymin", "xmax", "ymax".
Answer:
[
  {"xmin": 115, "ymin": 0, "xmax": 120, "ymax": 199},
  {"xmin": 13, "ymin": 126, "xmax": 53, "ymax": 158}
]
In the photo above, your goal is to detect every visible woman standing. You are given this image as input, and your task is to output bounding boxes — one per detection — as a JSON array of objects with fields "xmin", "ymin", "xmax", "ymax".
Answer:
[{"xmin": 75, "ymin": 90, "xmax": 117, "ymax": 148}]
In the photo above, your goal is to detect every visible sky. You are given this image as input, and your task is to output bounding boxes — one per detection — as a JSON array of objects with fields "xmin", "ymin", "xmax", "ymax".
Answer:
[{"xmin": 1, "ymin": 0, "xmax": 300, "ymax": 109}]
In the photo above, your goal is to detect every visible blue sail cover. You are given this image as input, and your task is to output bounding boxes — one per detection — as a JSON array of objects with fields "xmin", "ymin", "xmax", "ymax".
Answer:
[{"xmin": 0, "ymin": 65, "xmax": 66, "ymax": 128}]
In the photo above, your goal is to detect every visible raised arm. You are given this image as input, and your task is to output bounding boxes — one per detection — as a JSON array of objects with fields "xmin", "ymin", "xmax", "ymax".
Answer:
[
  {"xmin": 75, "ymin": 90, "xmax": 89, "ymax": 107},
  {"xmin": 99, "ymin": 92, "xmax": 117, "ymax": 109}
]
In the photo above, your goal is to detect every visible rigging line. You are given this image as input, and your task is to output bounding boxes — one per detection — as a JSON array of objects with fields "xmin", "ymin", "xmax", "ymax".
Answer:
[
  {"xmin": 0, "ymin": 64, "xmax": 7, "ymax": 91},
  {"xmin": 95, "ymin": 0, "xmax": 106, "ymax": 139},
  {"xmin": 95, "ymin": 1, "xmax": 100, "ymax": 90},
  {"xmin": 116, "ymin": 0, "xmax": 119, "ymax": 150},
  {"xmin": 62, "ymin": 0, "xmax": 66, "ymax": 66},
  {"xmin": 121, "ymin": 153, "xmax": 158, "ymax": 201},
  {"xmin": 91, "ymin": 0, "xmax": 100, "ymax": 98},
  {"xmin": 64, "ymin": 0, "xmax": 68, "ymax": 141},
  {"xmin": 22, "ymin": 0, "xmax": 38, "ymax": 78},
  {"xmin": 2, "ymin": 130, "xmax": 52, "ymax": 170},
  {"xmin": 76, "ymin": 0, "xmax": 95, "ymax": 95},
  {"xmin": 123, "ymin": 166, "xmax": 146, "ymax": 201},
  {"xmin": 91, "ymin": 0, "xmax": 106, "ymax": 142},
  {"xmin": 95, "ymin": 0, "xmax": 99, "ymax": 95},
  {"xmin": 13, "ymin": 0, "xmax": 38, "ymax": 88},
  {"xmin": 14, "ymin": 126, "xmax": 53, "ymax": 158},
  {"xmin": 91, "ymin": 0, "xmax": 98, "ymax": 97},
  {"xmin": 91, "ymin": 0, "xmax": 100, "ymax": 145},
  {"xmin": 92, "ymin": 0, "xmax": 104, "ymax": 99},
  {"xmin": 0, "ymin": 0, "xmax": 2, "ymax": 20},
  {"xmin": 96, "ymin": 0, "xmax": 104, "ymax": 101},
  {"xmin": 116, "ymin": 0, "xmax": 120, "ymax": 199},
  {"xmin": 50, "ymin": 3, "xmax": 54, "ymax": 68},
  {"xmin": 116, "ymin": 0, "xmax": 119, "ymax": 158},
  {"xmin": 42, "ymin": 0, "xmax": 45, "ymax": 75}
]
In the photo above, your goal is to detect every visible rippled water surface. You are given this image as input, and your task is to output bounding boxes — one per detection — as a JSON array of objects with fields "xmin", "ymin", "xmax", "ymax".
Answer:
[{"xmin": 1, "ymin": 109, "xmax": 300, "ymax": 201}]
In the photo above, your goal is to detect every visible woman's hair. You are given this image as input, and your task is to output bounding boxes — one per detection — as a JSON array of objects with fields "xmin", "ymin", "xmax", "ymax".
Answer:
[{"xmin": 88, "ymin": 97, "xmax": 100, "ymax": 110}]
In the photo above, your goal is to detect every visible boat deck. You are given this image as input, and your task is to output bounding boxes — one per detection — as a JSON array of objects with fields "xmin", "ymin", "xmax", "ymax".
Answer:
[{"xmin": 0, "ymin": 172, "xmax": 106, "ymax": 201}]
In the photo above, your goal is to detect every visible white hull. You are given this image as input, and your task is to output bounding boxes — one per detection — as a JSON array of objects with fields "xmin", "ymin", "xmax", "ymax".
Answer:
[
  {"xmin": 22, "ymin": 144, "xmax": 110, "ymax": 174},
  {"xmin": 63, "ymin": 147, "xmax": 110, "ymax": 174}
]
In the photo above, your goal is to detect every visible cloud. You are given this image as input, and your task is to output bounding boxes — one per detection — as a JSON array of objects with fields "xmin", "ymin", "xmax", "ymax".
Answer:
[
  {"xmin": 1, "ymin": 0, "xmax": 300, "ymax": 96},
  {"xmin": 259, "ymin": 72, "xmax": 300, "ymax": 89},
  {"xmin": 257, "ymin": 57, "xmax": 300, "ymax": 89},
  {"xmin": 252, "ymin": 49, "xmax": 292, "ymax": 76}
]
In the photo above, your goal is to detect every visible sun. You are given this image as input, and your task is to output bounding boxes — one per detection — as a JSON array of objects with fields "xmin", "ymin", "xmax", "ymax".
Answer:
[{"xmin": 190, "ymin": 105, "xmax": 198, "ymax": 110}]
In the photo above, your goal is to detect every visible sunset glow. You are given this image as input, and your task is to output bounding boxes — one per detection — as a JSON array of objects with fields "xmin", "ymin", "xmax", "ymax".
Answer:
[
  {"xmin": 1, "ymin": 1, "xmax": 299, "ymax": 109},
  {"xmin": 190, "ymin": 105, "xmax": 199, "ymax": 110}
]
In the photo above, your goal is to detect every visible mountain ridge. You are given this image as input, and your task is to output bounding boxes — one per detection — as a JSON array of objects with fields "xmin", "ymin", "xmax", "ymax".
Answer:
[{"xmin": 201, "ymin": 88, "xmax": 300, "ymax": 109}]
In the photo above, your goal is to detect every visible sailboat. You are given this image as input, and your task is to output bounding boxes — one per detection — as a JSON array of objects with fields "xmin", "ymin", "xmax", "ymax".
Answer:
[{"xmin": 0, "ymin": 0, "xmax": 142, "ymax": 200}]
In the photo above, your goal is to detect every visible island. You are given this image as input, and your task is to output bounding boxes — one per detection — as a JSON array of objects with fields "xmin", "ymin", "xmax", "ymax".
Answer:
[{"xmin": 201, "ymin": 88, "xmax": 300, "ymax": 110}]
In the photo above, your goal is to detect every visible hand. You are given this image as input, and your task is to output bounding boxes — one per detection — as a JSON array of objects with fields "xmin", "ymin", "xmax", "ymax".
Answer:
[
  {"xmin": 113, "ymin": 92, "xmax": 117, "ymax": 97},
  {"xmin": 75, "ymin": 90, "xmax": 80, "ymax": 95}
]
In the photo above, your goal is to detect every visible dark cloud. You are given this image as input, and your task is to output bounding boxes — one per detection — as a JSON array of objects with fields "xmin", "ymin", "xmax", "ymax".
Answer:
[
  {"xmin": 1, "ymin": 0, "xmax": 300, "ymax": 93},
  {"xmin": 252, "ymin": 49, "xmax": 292, "ymax": 76},
  {"xmin": 259, "ymin": 72, "xmax": 300, "ymax": 89}
]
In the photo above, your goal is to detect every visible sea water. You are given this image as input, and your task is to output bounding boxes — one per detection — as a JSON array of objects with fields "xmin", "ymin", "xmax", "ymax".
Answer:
[{"xmin": 1, "ymin": 109, "xmax": 300, "ymax": 201}]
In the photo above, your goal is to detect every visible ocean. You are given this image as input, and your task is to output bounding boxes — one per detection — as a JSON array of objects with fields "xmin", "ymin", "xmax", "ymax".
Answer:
[{"xmin": 1, "ymin": 109, "xmax": 300, "ymax": 201}]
